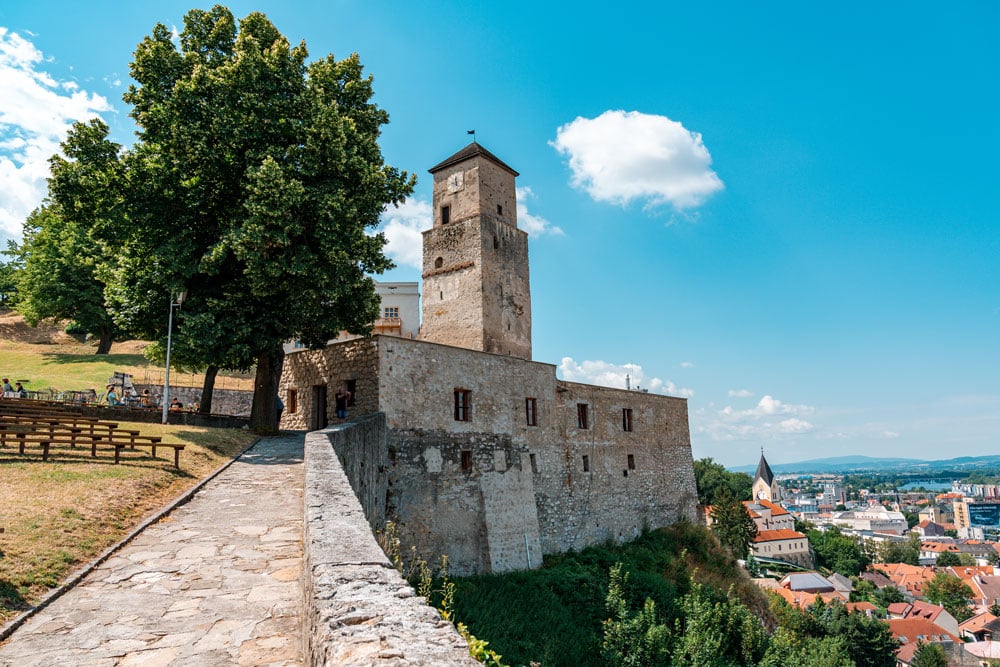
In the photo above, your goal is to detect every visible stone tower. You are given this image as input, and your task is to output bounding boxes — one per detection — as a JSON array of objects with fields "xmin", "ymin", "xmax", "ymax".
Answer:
[{"xmin": 420, "ymin": 143, "xmax": 532, "ymax": 360}]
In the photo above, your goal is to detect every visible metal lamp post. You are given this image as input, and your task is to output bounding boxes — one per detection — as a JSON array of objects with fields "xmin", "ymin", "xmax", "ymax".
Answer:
[{"xmin": 161, "ymin": 290, "xmax": 187, "ymax": 424}]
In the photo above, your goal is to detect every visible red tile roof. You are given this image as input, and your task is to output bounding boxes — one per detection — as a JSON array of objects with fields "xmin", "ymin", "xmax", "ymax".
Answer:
[
  {"xmin": 888, "ymin": 618, "xmax": 960, "ymax": 664},
  {"xmin": 754, "ymin": 529, "xmax": 807, "ymax": 542}
]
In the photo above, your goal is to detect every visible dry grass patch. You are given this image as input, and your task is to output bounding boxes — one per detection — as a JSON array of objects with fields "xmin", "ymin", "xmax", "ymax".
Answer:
[{"xmin": 0, "ymin": 423, "xmax": 257, "ymax": 623}]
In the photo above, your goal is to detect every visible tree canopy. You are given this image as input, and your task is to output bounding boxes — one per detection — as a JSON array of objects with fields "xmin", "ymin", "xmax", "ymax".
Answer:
[
  {"xmin": 13, "ymin": 120, "xmax": 125, "ymax": 353},
  {"xmin": 924, "ymin": 571, "xmax": 974, "ymax": 622},
  {"xmin": 806, "ymin": 526, "xmax": 869, "ymax": 577},
  {"xmin": 88, "ymin": 5, "xmax": 413, "ymax": 429},
  {"xmin": 711, "ymin": 489, "xmax": 758, "ymax": 559},
  {"xmin": 694, "ymin": 457, "xmax": 754, "ymax": 506}
]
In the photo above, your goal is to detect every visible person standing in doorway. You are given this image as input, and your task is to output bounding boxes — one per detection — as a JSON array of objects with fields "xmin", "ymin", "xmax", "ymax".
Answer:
[{"xmin": 335, "ymin": 386, "xmax": 351, "ymax": 421}]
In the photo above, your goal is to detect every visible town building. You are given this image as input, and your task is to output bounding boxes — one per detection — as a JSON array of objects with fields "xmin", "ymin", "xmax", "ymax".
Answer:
[
  {"xmin": 830, "ymin": 506, "xmax": 908, "ymax": 535},
  {"xmin": 280, "ymin": 142, "xmax": 699, "ymax": 575}
]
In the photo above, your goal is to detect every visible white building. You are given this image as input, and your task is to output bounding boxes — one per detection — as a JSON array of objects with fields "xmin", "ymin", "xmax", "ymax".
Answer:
[
  {"xmin": 284, "ymin": 280, "xmax": 420, "ymax": 354},
  {"xmin": 831, "ymin": 507, "xmax": 908, "ymax": 535}
]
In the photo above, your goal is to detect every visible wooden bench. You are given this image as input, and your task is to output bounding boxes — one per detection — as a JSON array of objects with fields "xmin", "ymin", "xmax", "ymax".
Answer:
[
  {"xmin": 0, "ymin": 416, "xmax": 123, "ymax": 448},
  {"xmin": 0, "ymin": 424, "xmax": 185, "ymax": 468}
]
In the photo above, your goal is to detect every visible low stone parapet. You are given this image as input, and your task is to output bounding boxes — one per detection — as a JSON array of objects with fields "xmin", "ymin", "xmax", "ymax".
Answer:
[{"xmin": 304, "ymin": 420, "xmax": 477, "ymax": 666}]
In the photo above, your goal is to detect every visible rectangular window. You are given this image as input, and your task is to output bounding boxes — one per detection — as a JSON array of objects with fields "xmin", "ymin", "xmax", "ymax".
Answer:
[
  {"xmin": 577, "ymin": 403, "xmax": 589, "ymax": 429},
  {"xmin": 582, "ymin": 455, "xmax": 590, "ymax": 472},
  {"xmin": 627, "ymin": 454, "xmax": 636, "ymax": 470},
  {"xmin": 461, "ymin": 449, "xmax": 472, "ymax": 471},
  {"xmin": 529, "ymin": 453, "xmax": 538, "ymax": 473},
  {"xmin": 497, "ymin": 204, "xmax": 503, "ymax": 216},
  {"xmin": 441, "ymin": 205, "xmax": 451, "ymax": 225},
  {"xmin": 525, "ymin": 397, "xmax": 537, "ymax": 426},
  {"xmin": 454, "ymin": 389, "xmax": 471, "ymax": 421},
  {"xmin": 383, "ymin": 306, "xmax": 399, "ymax": 319},
  {"xmin": 288, "ymin": 388, "xmax": 298, "ymax": 414},
  {"xmin": 622, "ymin": 408, "xmax": 633, "ymax": 432}
]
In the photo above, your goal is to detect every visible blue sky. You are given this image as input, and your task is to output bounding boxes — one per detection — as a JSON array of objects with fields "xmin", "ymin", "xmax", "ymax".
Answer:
[{"xmin": 1, "ymin": 1, "xmax": 997, "ymax": 467}]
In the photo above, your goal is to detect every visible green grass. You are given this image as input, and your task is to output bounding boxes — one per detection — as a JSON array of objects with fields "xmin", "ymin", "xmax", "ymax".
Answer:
[
  {"xmin": 445, "ymin": 523, "xmax": 770, "ymax": 667},
  {"xmin": 0, "ymin": 344, "xmax": 152, "ymax": 393}
]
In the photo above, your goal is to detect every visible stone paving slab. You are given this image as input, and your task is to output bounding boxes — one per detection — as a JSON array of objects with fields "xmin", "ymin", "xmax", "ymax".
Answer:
[{"xmin": 0, "ymin": 434, "xmax": 305, "ymax": 666}]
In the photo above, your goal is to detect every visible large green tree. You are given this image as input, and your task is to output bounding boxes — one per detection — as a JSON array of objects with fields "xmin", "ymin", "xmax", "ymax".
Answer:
[
  {"xmin": 807, "ymin": 526, "xmax": 869, "ymax": 577},
  {"xmin": 924, "ymin": 571, "xmax": 974, "ymax": 621},
  {"xmin": 693, "ymin": 457, "xmax": 753, "ymax": 506},
  {"xmin": 15, "ymin": 120, "xmax": 125, "ymax": 353},
  {"xmin": 711, "ymin": 489, "xmax": 758, "ymax": 559},
  {"xmin": 105, "ymin": 6, "xmax": 412, "ymax": 430}
]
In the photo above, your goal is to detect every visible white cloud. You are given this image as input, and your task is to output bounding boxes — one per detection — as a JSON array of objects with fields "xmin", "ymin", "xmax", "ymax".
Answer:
[
  {"xmin": 728, "ymin": 389, "xmax": 753, "ymax": 398},
  {"xmin": 550, "ymin": 110, "xmax": 723, "ymax": 211},
  {"xmin": 516, "ymin": 186, "xmax": 563, "ymax": 237},
  {"xmin": 680, "ymin": 361, "xmax": 695, "ymax": 369},
  {"xmin": 558, "ymin": 357, "xmax": 693, "ymax": 398},
  {"xmin": 380, "ymin": 198, "xmax": 432, "ymax": 269},
  {"xmin": 695, "ymin": 394, "xmax": 816, "ymax": 441},
  {"xmin": 0, "ymin": 27, "xmax": 113, "ymax": 237}
]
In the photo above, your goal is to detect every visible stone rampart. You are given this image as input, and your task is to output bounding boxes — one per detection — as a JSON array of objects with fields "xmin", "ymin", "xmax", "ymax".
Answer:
[{"xmin": 304, "ymin": 420, "xmax": 477, "ymax": 666}]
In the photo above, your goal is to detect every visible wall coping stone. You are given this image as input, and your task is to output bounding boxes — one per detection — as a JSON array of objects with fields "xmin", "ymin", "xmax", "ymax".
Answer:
[{"xmin": 303, "ymin": 421, "xmax": 478, "ymax": 666}]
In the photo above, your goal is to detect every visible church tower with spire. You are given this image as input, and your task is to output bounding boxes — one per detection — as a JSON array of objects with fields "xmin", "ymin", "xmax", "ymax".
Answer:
[
  {"xmin": 752, "ymin": 450, "xmax": 782, "ymax": 502},
  {"xmin": 420, "ymin": 142, "xmax": 532, "ymax": 360}
]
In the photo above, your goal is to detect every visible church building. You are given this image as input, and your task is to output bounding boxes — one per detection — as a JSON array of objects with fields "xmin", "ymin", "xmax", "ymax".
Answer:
[{"xmin": 279, "ymin": 142, "xmax": 699, "ymax": 574}]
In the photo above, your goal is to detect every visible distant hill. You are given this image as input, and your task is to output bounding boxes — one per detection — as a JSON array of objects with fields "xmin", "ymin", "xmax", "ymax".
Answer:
[{"xmin": 730, "ymin": 454, "xmax": 1000, "ymax": 475}]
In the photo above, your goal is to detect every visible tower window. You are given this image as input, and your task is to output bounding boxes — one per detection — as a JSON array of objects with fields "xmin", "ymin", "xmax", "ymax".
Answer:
[
  {"xmin": 622, "ymin": 408, "xmax": 633, "ymax": 432},
  {"xmin": 288, "ymin": 388, "xmax": 298, "ymax": 414},
  {"xmin": 461, "ymin": 449, "xmax": 472, "ymax": 471},
  {"xmin": 582, "ymin": 455, "xmax": 590, "ymax": 472},
  {"xmin": 525, "ymin": 397, "xmax": 537, "ymax": 426},
  {"xmin": 435, "ymin": 256, "xmax": 443, "ymax": 269},
  {"xmin": 627, "ymin": 454, "xmax": 636, "ymax": 470},
  {"xmin": 577, "ymin": 403, "xmax": 589, "ymax": 430},
  {"xmin": 454, "ymin": 389, "xmax": 471, "ymax": 421},
  {"xmin": 497, "ymin": 204, "xmax": 503, "ymax": 216},
  {"xmin": 493, "ymin": 235, "xmax": 499, "ymax": 249},
  {"xmin": 529, "ymin": 453, "xmax": 538, "ymax": 473},
  {"xmin": 441, "ymin": 205, "xmax": 451, "ymax": 225}
]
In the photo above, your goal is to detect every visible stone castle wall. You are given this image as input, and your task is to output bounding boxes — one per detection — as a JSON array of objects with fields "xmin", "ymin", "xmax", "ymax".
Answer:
[
  {"xmin": 378, "ymin": 336, "xmax": 697, "ymax": 574},
  {"xmin": 303, "ymin": 422, "xmax": 477, "ymax": 666},
  {"xmin": 279, "ymin": 338, "xmax": 380, "ymax": 431},
  {"xmin": 282, "ymin": 334, "xmax": 700, "ymax": 575},
  {"xmin": 536, "ymin": 381, "xmax": 699, "ymax": 554}
]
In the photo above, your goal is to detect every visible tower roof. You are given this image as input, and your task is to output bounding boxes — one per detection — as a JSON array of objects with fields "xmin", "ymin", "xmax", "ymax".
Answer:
[
  {"xmin": 755, "ymin": 453, "xmax": 775, "ymax": 486},
  {"xmin": 428, "ymin": 142, "xmax": 519, "ymax": 177}
]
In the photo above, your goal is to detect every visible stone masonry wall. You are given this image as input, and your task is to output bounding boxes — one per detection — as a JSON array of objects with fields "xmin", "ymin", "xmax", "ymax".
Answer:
[
  {"xmin": 534, "ymin": 381, "xmax": 699, "ymax": 555},
  {"xmin": 376, "ymin": 336, "xmax": 698, "ymax": 574},
  {"xmin": 479, "ymin": 215, "xmax": 531, "ymax": 360},
  {"xmin": 303, "ymin": 423, "xmax": 477, "ymax": 666},
  {"xmin": 133, "ymin": 383, "xmax": 252, "ymax": 417},
  {"xmin": 327, "ymin": 413, "xmax": 390, "ymax": 536},
  {"xmin": 280, "ymin": 338, "xmax": 380, "ymax": 431},
  {"xmin": 420, "ymin": 218, "xmax": 485, "ymax": 352}
]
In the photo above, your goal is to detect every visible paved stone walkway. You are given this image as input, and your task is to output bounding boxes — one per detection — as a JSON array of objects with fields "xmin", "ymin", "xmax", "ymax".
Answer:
[{"xmin": 0, "ymin": 434, "xmax": 305, "ymax": 667}]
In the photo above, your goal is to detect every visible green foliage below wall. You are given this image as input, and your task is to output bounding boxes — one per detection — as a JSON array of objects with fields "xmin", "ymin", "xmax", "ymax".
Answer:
[{"xmin": 446, "ymin": 522, "xmax": 770, "ymax": 667}]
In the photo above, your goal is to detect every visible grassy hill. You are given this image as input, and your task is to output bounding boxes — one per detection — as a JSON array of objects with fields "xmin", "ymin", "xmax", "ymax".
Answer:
[
  {"xmin": 447, "ymin": 523, "xmax": 770, "ymax": 667},
  {"xmin": 0, "ymin": 310, "xmax": 252, "ymax": 393}
]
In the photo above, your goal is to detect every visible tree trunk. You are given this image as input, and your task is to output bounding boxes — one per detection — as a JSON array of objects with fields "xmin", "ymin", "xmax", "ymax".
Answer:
[
  {"xmin": 95, "ymin": 326, "xmax": 114, "ymax": 354},
  {"xmin": 199, "ymin": 365, "xmax": 218, "ymax": 414},
  {"xmin": 249, "ymin": 348, "xmax": 284, "ymax": 435}
]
